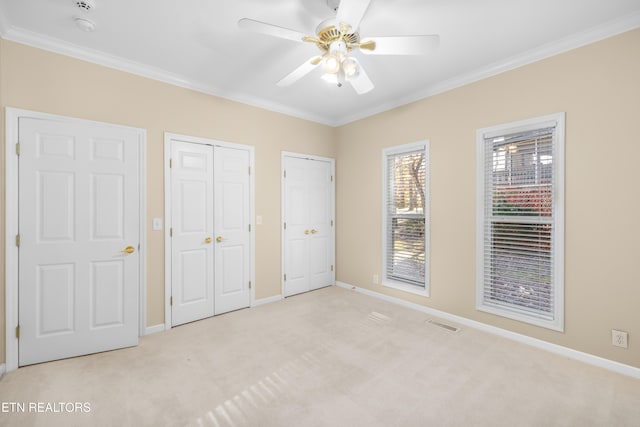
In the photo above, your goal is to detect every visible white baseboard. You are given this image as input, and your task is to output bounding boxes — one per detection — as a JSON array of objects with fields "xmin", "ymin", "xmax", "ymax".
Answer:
[
  {"xmin": 253, "ymin": 294, "xmax": 283, "ymax": 307},
  {"xmin": 336, "ymin": 281, "xmax": 640, "ymax": 379},
  {"xmin": 144, "ymin": 324, "xmax": 166, "ymax": 336}
]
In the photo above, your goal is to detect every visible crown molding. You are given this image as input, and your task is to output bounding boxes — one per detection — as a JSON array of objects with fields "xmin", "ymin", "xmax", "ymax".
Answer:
[
  {"xmin": 0, "ymin": 10, "xmax": 9, "ymax": 38},
  {"xmin": 1, "ymin": 10, "xmax": 639, "ymax": 128},
  {"xmin": 0, "ymin": 25, "xmax": 335, "ymax": 126},
  {"xmin": 334, "ymin": 11, "xmax": 640, "ymax": 126}
]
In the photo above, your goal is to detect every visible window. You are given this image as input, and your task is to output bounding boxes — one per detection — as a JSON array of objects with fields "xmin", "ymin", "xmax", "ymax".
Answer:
[
  {"xmin": 382, "ymin": 141, "xmax": 429, "ymax": 295},
  {"xmin": 476, "ymin": 113, "xmax": 565, "ymax": 331}
]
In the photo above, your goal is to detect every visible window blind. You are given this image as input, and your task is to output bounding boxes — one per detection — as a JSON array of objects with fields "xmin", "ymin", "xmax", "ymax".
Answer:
[
  {"xmin": 385, "ymin": 148, "xmax": 426, "ymax": 286},
  {"xmin": 482, "ymin": 126, "xmax": 556, "ymax": 318}
]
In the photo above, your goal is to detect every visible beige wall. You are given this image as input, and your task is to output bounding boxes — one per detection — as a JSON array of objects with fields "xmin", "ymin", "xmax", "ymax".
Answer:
[
  {"xmin": 1, "ymin": 28, "xmax": 639, "ymax": 369},
  {"xmin": 336, "ymin": 29, "xmax": 640, "ymax": 368},
  {"xmin": 0, "ymin": 40, "xmax": 336, "ymax": 363}
]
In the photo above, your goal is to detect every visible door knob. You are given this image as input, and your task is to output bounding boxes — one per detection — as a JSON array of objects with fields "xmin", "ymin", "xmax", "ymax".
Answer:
[
  {"xmin": 216, "ymin": 236, "xmax": 224, "ymax": 242},
  {"xmin": 311, "ymin": 229, "xmax": 318, "ymax": 234},
  {"xmin": 304, "ymin": 230, "xmax": 309, "ymax": 235},
  {"xmin": 121, "ymin": 246, "xmax": 135, "ymax": 254},
  {"xmin": 205, "ymin": 237, "xmax": 212, "ymax": 244}
]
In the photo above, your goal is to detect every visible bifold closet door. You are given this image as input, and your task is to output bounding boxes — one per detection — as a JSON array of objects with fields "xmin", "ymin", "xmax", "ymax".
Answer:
[
  {"xmin": 283, "ymin": 156, "xmax": 334, "ymax": 297},
  {"xmin": 213, "ymin": 146, "xmax": 251, "ymax": 315},
  {"xmin": 170, "ymin": 141, "xmax": 251, "ymax": 325},
  {"xmin": 170, "ymin": 141, "xmax": 215, "ymax": 326}
]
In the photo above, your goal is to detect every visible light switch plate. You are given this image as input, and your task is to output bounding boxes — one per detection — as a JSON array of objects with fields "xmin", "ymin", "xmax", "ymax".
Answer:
[{"xmin": 152, "ymin": 218, "xmax": 162, "ymax": 231}]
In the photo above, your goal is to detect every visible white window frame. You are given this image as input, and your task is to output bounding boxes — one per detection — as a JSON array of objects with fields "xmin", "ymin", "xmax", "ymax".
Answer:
[
  {"xmin": 382, "ymin": 140, "xmax": 430, "ymax": 296},
  {"xmin": 476, "ymin": 113, "xmax": 565, "ymax": 331}
]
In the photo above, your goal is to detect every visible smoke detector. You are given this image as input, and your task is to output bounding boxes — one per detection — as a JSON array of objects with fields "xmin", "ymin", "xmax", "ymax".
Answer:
[
  {"xmin": 75, "ymin": 0, "xmax": 96, "ymax": 12},
  {"xmin": 74, "ymin": 17, "xmax": 96, "ymax": 32}
]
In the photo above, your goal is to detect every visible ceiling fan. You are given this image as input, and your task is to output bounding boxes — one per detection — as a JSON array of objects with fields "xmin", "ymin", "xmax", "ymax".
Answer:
[{"xmin": 238, "ymin": 0, "xmax": 439, "ymax": 94}]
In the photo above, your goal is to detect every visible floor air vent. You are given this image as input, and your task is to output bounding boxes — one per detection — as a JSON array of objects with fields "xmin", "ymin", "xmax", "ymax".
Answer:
[
  {"xmin": 368, "ymin": 311, "xmax": 391, "ymax": 324},
  {"xmin": 426, "ymin": 319, "xmax": 460, "ymax": 332}
]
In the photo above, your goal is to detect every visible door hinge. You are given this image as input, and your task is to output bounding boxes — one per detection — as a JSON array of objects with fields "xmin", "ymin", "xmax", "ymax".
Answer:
[
  {"xmin": 170, "ymin": 296, "xmax": 173, "ymax": 306},
  {"xmin": 249, "ymin": 281, "xmax": 252, "ymax": 289},
  {"xmin": 284, "ymin": 274, "xmax": 287, "ymax": 281},
  {"xmin": 169, "ymin": 228, "xmax": 173, "ymax": 237},
  {"xmin": 331, "ymin": 220, "xmax": 334, "ymax": 227},
  {"xmin": 284, "ymin": 222, "xmax": 287, "ymax": 230},
  {"xmin": 248, "ymin": 224, "xmax": 251, "ymax": 232},
  {"xmin": 15, "ymin": 234, "xmax": 20, "ymax": 247},
  {"xmin": 16, "ymin": 143, "xmax": 20, "ymax": 156},
  {"xmin": 16, "ymin": 325, "xmax": 20, "ymax": 339},
  {"xmin": 283, "ymin": 170, "xmax": 287, "ymax": 178},
  {"xmin": 248, "ymin": 166, "xmax": 251, "ymax": 176},
  {"xmin": 169, "ymin": 158, "xmax": 172, "ymax": 168},
  {"xmin": 331, "ymin": 265, "xmax": 334, "ymax": 272},
  {"xmin": 331, "ymin": 175, "xmax": 333, "ymax": 182}
]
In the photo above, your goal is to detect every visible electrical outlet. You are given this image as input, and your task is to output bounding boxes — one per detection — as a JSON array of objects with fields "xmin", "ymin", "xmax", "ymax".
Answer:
[
  {"xmin": 373, "ymin": 274, "xmax": 379, "ymax": 285},
  {"xmin": 611, "ymin": 329, "xmax": 628, "ymax": 348}
]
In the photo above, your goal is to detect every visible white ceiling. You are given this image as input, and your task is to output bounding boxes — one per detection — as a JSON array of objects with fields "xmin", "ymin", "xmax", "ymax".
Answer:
[{"xmin": 1, "ymin": 0, "xmax": 639, "ymax": 126}]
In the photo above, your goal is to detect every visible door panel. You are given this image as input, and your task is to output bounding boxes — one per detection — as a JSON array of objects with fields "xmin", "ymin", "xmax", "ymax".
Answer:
[
  {"xmin": 214, "ymin": 146, "xmax": 251, "ymax": 314},
  {"xmin": 90, "ymin": 260, "xmax": 125, "ymax": 328},
  {"xmin": 19, "ymin": 117, "xmax": 140, "ymax": 366},
  {"xmin": 38, "ymin": 171, "xmax": 75, "ymax": 241},
  {"xmin": 171, "ymin": 141, "xmax": 214, "ymax": 326},
  {"xmin": 220, "ymin": 245, "xmax": 244, "ymax": 293},
  {"xmin": 92, "ymin": 174, "xmax": 124, "ymax": 239},
  {"xmin": 37, "ymin": 263, "xmax": 75, "ymax": 336}
]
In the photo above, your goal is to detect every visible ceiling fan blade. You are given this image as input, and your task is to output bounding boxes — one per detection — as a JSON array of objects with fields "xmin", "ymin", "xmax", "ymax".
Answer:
[
  {"xmin": 348, "ymin": 58, "xmax": 374, "ymax": 94},
  {"xmin": 360, "ymin": 35, "xmax": 440, "ymax": 55},
  {"xmin": 238, "ymin": 18, "xmax": 307, "ymax": 43},
  {"xmin": 277, "ymin": 57, "xmax": 322, "ymax": 87},
  {"xmin": 336, "ymin": 0, "xmax": 371, "ymax": 31}
]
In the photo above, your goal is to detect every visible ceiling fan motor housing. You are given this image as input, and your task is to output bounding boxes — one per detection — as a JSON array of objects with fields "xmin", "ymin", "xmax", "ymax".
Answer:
[{"xmin": 315, "ymin": 18, "xmax": 359, "ymax": 53}]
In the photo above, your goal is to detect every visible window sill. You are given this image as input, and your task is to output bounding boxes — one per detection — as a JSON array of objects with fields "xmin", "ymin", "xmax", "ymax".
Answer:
[
  {"xmin": 382, "ymin": 279, "xmax": 429, "ymax": 297},
  {"xmin": 477, "ymin": 302, "xmax": 563, "ymax": 332}
]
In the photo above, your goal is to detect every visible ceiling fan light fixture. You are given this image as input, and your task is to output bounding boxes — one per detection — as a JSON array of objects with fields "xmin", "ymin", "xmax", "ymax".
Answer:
[
  {"xmin": 322, "ymin": 53, "xmax": 341, "ymax": 74},
  {"xmin": 342, "ymin": 57, "xmax": 359, "ymax": 79}
]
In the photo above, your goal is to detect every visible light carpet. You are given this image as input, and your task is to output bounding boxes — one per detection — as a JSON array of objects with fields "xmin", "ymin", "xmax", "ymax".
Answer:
[{"xmin": 1, "ymin": 286, "xmax": 639, "ymax": 426}]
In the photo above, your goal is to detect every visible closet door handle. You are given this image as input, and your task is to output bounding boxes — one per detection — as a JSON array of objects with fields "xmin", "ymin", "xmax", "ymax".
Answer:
[
  {"xmin": 205, "ymin": 237, "xmax": 212, "ymax": 244},
  {"xmin": 304, "ymin": 230, "xmax": 309, "ymax": 235},
  {"xmin": 216, "ymin": 236, "xmax": 224, "ymax": 243},
  {"xmin": 311, "ymin": 229, "xmax": 318, "ymax": 234}
]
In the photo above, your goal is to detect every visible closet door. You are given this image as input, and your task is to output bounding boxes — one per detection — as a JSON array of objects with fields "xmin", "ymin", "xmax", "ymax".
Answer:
[
  {"xmin": 282, "ymin": 155, "xmax": 335, "ymax": 297},
  {"xmin": 170, "ymin": 141, "xmax": 215, "ymax": 326},
  {"xmin": 213, "ymin": 146, "xmax": 251, "ymax": 314},
  {"xmin": 168, "ymin": 137, "xmax": 253, "ymax": 326}
]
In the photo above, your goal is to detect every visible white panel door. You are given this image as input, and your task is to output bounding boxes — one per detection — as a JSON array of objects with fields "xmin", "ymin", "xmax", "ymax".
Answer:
[
  {"xmin": 18, "ymin": 117, "xmax": 140, "ymax": 366},
  {"xmin": 307, "ymin": 160, "xmax": 333, "ymax": 290},
  {"xmin": 283, "ymin": 156, "xmax": 334, "ymax": 297},
  {"xmin": 214, "ymin": 146, "xmax": 251, "ymax": 314},
  {"xmin": 170, "ymin": 141, "xmax": 215, "ymax": 326},
  {"xmin": 283, "ymin": 157, "xmax": 310, "ymax": 297}
]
